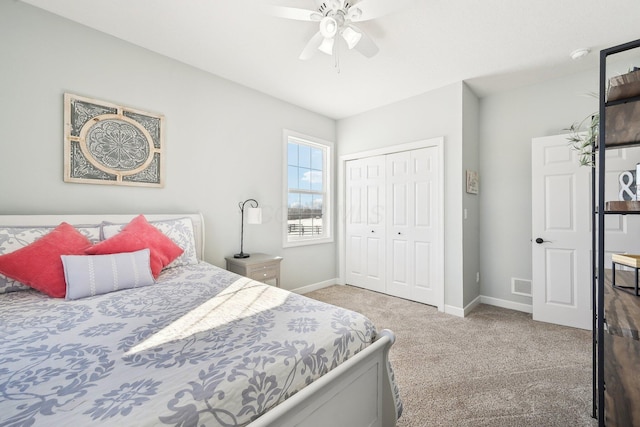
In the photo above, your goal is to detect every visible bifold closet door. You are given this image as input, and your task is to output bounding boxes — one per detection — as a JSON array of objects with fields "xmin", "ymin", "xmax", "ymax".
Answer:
[
  {"xmin": 386, "ymin": 148, "xmax": 440, "ymax": 305},
  {"xmin": 345, "ymin": 156, "xmax": 386, "ymax": 293}
]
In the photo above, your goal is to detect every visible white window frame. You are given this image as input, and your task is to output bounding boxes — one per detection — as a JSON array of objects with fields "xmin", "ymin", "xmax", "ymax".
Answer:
[{"xmin": 282, "ymin": 129, "xmax": 334, "ymax": 248}]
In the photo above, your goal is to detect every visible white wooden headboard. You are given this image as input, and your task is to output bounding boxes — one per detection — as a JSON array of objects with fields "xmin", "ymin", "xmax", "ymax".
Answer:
[{"xmin": 0, "ymin": 213, "xmax": 206, "ymax": 260}]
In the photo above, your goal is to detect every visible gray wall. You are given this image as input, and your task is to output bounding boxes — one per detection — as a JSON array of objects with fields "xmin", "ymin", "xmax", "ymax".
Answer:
[
  {"xmin": 479, "ymin": 70, "xmax": 598, "ymax": 307},
  {"xmin": 462, "ymin": 84, "xmax": 480, "ymax": 308},
  {"xmin": 0, "ymin": 1, "xmax": 337, "ymax": 291}
]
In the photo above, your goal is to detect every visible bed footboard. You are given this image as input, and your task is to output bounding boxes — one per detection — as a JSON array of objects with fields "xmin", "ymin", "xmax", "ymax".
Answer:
[{"xmin": 250, "ymin": 329, "xmax": 399, "ymax": 427}]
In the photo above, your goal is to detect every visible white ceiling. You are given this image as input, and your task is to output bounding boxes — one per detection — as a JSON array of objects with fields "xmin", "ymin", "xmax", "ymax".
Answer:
[{"xmin": 21, "ymin": 0, "xmax": 640, "ymax": 119}]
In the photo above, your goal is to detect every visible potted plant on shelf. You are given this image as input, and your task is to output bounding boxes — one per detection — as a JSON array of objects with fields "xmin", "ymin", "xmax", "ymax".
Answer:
[{"xmin": 566, "ymin": 112, "xmax": 598, "ymax": 167}]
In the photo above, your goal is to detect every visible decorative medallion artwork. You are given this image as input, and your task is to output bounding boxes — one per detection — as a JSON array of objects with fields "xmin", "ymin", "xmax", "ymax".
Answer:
[{"xmin": 64, "ymin": 93, "xmax": 165, "ymax": 187}]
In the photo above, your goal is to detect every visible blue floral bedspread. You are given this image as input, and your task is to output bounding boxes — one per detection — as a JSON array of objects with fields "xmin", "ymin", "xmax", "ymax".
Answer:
[{"xmin": 0, "ymin": 262, "xmax": 378, "ymax": 426}]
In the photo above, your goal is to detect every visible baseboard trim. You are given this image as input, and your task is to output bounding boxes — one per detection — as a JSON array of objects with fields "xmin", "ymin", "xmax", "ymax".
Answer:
[
  {"xmin": 445, "ymin": 295, "xmax": 482, "ymax": 318},
  {"xmin": 464, "ymin": 295, "xmax": 482, "ymax": 316},
  {"xmin": 444, "ymin": 305, "xmax": 465, "ymax": 317},
  {"xmin": 480, "ymin": 295, "xmax": 533, "ymax": 314},
  {"xmin": 291, "ymin": 285, "xmax": 533, "ymax": 315},
  {"xmin": 290, "ymin": 279, "xmax": 337, "ymax": 295}
]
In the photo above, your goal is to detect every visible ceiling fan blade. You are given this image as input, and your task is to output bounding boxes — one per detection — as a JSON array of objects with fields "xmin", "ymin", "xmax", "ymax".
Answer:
[
  {"xmin": 299, "ymin": 32, "xmax": 325, "ymax": 60},
  {"xmin": 263, "ymin": 5, "xmax": 322, "ymax": 21},
  {"xmin": 351, "ymin": 26, "xmax": 379, "ymax": 58},
  {"xmin": 349, "ymin": 0, "xmax": 410, "ymax": 22}
]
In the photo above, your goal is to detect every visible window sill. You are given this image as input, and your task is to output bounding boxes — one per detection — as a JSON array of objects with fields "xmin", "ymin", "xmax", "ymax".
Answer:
[{"xmin": 283, "ymin": 236, "xmax": 334, "ymax": 248}]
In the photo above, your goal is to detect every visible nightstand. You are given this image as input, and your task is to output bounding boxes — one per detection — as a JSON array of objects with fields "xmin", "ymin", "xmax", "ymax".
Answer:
[{"xmin": 225, "ymin": 253, "xmax": 283, "ymax": 287}]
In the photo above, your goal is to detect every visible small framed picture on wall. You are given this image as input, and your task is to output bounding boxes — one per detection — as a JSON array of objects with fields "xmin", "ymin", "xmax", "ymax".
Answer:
[{"xmin": 466, "ymin": 170, "xmax": 479, "ymax": 194}]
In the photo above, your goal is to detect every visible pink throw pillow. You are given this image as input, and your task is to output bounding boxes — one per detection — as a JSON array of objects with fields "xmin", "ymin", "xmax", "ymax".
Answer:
[
  {"xmin": 0, "ymin": 222, "xmax": 93, "ymax": 298},
  {"xmin": 86, "ymin": 215, "xmax": 183, "ymax": 278}
]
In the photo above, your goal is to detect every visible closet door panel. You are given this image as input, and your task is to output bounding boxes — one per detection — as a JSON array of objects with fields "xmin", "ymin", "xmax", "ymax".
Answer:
[
  {"xmin": 348, "ymin": 235, "xmax": 363, "ymax": 275},
  {"xmin": 345, "ymin": 160, "xmax": 366, "ymax": 287},
  {"xmin": 364, "ymin": 156, "xmax": 386, "ymax": 292},
  {"xmin": 366, "ymin": 235, "xmax": 385, "ymax": 287},
  {"xmin": 410, "ymin": 148, "xmax": 440, "ymax": 304},
  {"xmin": 345, "ymin": 156, "xmax": 386, "ymax": 293},
  {"xmin": 414, "ymin": 180, "xmax": 432, "ymax": 228},
  {"xmin": 390, "ymin": 238, "xmax": 409, "ymax": 285},
  {"xmin": 385, "ymin": 148, "xmax": 440, "ymax": 304},
  {"xmin": 386, "ymin": 152, "xmax": 412, "ymax": 299},
  {"xmin": 414, "ymin": 241, "xmax": 432, "ymax": 291},
  {"xmin": 391, "ymin": 183, "xmax": 408, "ymax": 227}
]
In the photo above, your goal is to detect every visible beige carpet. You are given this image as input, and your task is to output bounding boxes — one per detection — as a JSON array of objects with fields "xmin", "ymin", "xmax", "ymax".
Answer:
[{"xmin": 306, "ymin": 285, "xmax": 597, "ymax": 427}]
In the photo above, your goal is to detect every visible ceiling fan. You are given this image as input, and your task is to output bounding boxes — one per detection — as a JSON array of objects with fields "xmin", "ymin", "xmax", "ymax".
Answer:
[{"xmin": 266, "ymin": 0, "xmax": 403, "ymax": 61}]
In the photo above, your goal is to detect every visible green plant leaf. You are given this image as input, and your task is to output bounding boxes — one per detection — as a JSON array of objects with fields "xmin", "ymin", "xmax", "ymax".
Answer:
[{"xmin": 566, "ymin": 113, "xmax": 598, "ymax": 167}]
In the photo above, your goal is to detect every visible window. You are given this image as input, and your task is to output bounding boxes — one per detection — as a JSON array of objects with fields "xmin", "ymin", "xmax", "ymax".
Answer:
[{"xmin": 283, "ymin": 130, "xmax": 333, "ymax": 247}]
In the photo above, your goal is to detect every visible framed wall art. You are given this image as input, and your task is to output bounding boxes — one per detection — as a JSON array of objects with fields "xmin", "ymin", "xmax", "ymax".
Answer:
[
  {"xmin": 64, "ymin": 93, "xmax": 165, "ymax": 187},
  {"xmin": 466, "ymin": 170, "xmax": 479, "ymax": 194}
]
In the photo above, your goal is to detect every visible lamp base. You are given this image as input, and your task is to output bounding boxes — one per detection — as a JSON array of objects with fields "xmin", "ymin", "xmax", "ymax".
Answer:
[{"xmin": 234, "ymin": 253, "xmax": 250, "ymax": 259}]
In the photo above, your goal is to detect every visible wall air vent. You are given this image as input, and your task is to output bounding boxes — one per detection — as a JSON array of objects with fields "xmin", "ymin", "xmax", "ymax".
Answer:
[{"xmin": 512, "ymin": 278, "xmax": 532, "ymax": 297}]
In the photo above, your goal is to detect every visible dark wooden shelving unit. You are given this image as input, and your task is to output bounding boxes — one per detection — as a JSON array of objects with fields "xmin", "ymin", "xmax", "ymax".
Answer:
[{"xmin": 594, "ymin": 38, "xmax": 640, "ymax": 426}]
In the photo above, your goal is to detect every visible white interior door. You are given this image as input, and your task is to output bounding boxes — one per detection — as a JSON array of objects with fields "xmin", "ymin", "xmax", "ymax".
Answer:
[
  {"xmin": 345, "ymin": 156, "xmax": 386, "ymax": 293},
  {"xmin": 531, "ymin": 134, "xmax": 591, "ymax": 330},
  {"xmin": 386, "ymin": 148, "xmax": 441, "ymax": 306}
]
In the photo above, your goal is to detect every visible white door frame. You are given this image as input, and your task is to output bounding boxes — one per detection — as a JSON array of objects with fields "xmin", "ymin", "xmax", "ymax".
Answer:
[{"xmin": 337, "ymin": 137, "xmax": 445, "ymax": 312}]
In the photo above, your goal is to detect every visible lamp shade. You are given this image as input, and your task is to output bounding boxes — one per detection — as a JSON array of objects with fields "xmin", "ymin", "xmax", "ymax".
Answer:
[
  {"xmin": 246, "ymin": 207, "xmax": 262, "ymax": 224},
  {"xmin": 319, "ymin": 16, "xmax": 338, "ymax": 38},
  {"xmin": 318, "ymin": 37, "xmax": 335, "ymax": 55},
  {"xmin": 342, "ymin": 26, "xmax": 362, "ymax": 50}
]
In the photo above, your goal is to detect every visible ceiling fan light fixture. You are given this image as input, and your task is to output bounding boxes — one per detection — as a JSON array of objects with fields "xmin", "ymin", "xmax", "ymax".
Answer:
[
  {"xmin": 347, "ymin": 7, "xmax": 362, "ymax": 21},
  {"xmin": 318, "ymin": 37, "xmax": 335, "ymax": 55},
  {"xmin": 270, "ymin": 0, "xmax": 389, "ymax": 64},
  {"xmin": 341, "ymin": 26, "xmax": 362, "ymax": 49},
  {"xmin": 319, "ymin": 17, "xmax": 338, "ymax": 38}
]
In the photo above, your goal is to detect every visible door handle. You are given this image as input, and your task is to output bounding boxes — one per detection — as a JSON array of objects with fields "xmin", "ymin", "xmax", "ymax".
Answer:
[{"xmin": 535, "ymin": 238, "xmax": 549, "ymax": 244}]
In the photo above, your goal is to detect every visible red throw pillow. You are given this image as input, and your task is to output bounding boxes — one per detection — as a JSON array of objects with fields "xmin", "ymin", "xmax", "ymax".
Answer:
[
  {"xmin": 86, "ymin": 215, "xmax": 183, "ymax": 278},
  {"xmin": 0, "ymin": 222, "xmax": 93, "ymax": 298}
]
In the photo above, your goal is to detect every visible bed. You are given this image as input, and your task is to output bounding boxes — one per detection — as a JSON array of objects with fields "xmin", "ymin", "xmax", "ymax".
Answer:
[{"xmin": 0, "ymin": 213, "xmax": 401, "ymax": 427}]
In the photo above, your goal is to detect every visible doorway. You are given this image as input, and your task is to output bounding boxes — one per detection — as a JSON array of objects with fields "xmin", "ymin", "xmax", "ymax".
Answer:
[{"xmin": 532, "ymin": 134, "xmax": 640, "ymax": 329}]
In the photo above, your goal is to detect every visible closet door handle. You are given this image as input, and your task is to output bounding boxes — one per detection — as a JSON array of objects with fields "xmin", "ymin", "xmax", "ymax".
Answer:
[
  {"xmin": 371, "ymin": 230, "xmax": 375, "ymax": 233},
  {"xmin": 397, "ymin": 232, "xmax": 402, "ymax": 235}
]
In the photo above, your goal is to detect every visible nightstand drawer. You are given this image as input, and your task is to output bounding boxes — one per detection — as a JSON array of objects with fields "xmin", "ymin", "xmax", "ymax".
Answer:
[{"xmin": 248, "ymin": 266, "xmax": 278, "ymax": 281}]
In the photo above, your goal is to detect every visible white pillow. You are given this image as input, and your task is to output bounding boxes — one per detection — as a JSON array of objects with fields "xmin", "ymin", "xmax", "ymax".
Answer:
[
  {"xmin": 101, "ymin": 217, "xmax": 198, "ymax": 269},
  {"xmin": 62, "ymin": 249, "xmax": 155, "ymax": 300},
  {"xmin": 0, "ymin": 224, "xmax": 101, "ymax": 293}
]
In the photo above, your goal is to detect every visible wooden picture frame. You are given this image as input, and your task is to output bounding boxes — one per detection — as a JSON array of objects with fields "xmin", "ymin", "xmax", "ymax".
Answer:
[{"xmin": 64, "ymin": 93, "xmax": 165, "ymax": 187}]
